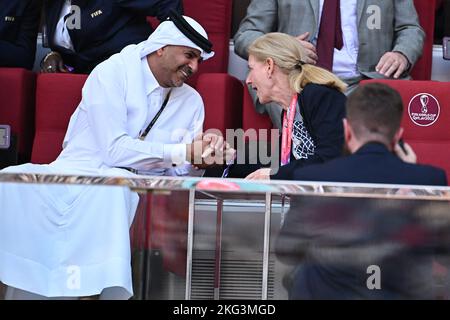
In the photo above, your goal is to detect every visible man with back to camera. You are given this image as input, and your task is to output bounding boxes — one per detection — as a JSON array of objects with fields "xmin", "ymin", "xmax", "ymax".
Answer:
[
  {"xmin": 291, "ymin": 83, "xmax": 447, "ymax": 185},
  {"xmin": 276, "ymin": 83, "xmax": 447, "ymax": 299}
]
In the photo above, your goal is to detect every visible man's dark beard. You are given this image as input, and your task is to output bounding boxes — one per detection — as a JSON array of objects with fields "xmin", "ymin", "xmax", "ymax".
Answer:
[{"xmin": 179, "ymin": 65, "xmax": 193, "ymax": 78}]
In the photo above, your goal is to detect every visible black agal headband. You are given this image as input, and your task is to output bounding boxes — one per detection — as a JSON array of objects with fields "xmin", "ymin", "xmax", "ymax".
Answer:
[{"xmin": 167, "ymin": 10, "xmax": 213, "ymax": 54}]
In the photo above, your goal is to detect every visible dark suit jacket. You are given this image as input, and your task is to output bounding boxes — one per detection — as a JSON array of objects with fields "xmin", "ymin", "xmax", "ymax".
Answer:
[
  {"xmin": 293, "ymin": 142, "xmax": 447, "ymax": 185},
  {"xmin": 43, "ymin": 0, "xmax": 183, "ymax": 73},
  {"xmin": 272, "ymin": 83, "xmax": 346, "ymax": 180},
  {"xmin": 0, "ymin": 0, "xmax": 42, "ymax": 69},
  {"xmin": 277, "ymin": 143, "xmax": 448, "ymax": 299},
  {"xmin": 226, "ymin": 83, "xmax": 346, "ymax": 179}
]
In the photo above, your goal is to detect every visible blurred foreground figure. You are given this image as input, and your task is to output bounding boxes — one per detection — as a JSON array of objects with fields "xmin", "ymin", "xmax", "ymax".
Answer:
[
  {"xmin": 277, "ymin": 196, "xmax": 450, "ymax": 299},
  {"xmin": 276, "ymin": 83, "xmax": 448, "ymax": 299}
]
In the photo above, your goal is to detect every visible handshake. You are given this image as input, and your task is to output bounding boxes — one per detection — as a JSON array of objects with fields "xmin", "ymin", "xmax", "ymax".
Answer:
[{"xmin": 185, "ymin": 133, "xmax": 236, "ymax": 169}]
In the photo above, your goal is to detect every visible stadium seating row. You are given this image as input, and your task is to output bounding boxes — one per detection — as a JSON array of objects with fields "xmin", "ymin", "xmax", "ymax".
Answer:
[
  {"xmin": 0, "ymin": 0, "xmax": 446, "ymax": 178},
  {"xmin": 1, "ymin": 67, "xmax": 449, "ymax": 184},
  {"xmin": 0, "ymin": 0, "xmax": 243, "ymax": 165},
  {"xmin": 0, "ymin": 70, "xmax": 244, "ymax": 165}
]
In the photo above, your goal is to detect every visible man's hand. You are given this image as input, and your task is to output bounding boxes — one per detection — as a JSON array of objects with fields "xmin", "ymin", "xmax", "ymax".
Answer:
[
  {"xmin": 376, "ymin": 52, "xmax": 410, "ymax": 79},
  {"xmin": 186, "ymin": 137, "xmax": 209, "ymax": 167},
  {"xmin": 200, "ymin": 133, "xmax": 225, "ymax": 158},
  {"xmin": 295, "ymin": 32, "xmax": 318, "ymax": 65},
  {"xmin": 394, "ymin": 141, "xmax": 417, "ymax": 164},
  {"xmin": 186, "ymin": 133, "xmax": 236, "ymax": 169},
  {"xmin": 245, "ymin": 168, "xmax": 272, "ymax": 180},
  {"xmin": 41, "ymin": 52, "xmax": 69, "ymax": 73}
]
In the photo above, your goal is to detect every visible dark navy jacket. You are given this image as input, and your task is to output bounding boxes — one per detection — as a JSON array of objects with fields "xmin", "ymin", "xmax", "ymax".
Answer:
[
  {"xmin": 226, "ymin": 83, "xmax": 346, "ymax": 179},
  {"xmin": 272, "ymin": 83, "xmax": 347, "ymax": 180},
  {"xmin": 293, "ymin": 142, "xmax": 447, "ymax": 186},
  {"xmin": 43, "ymin": 0, "xmax": 183, "ymax": 73},
  {"xmin": 277, "ymin": 143, "xmax": 448, "ymax": 299},
  {"xmin": 0, "ymin": 0, "xmax": 42, "ymax": 69}
]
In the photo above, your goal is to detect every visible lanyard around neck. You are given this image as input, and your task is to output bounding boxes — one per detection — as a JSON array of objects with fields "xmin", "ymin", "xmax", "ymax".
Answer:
[
  {"xmin": 139, "ymin": 89, "xmax": 173, "ymax": 141},
  {"xmin": 281, "ymin": 94, "xmax": 298, "ymax": 166}
]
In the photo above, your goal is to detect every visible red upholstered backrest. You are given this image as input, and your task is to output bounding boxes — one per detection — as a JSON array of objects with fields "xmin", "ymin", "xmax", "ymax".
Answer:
[
  {"xmin": 411, "ymin": 0, "xmax": 436, "ymax": 80},
  {"xmin": 361, "ymin": 79, "xmax": 450, "ymax": 183},
  {"xmin": 242, "ymin": 87, "xmax": 273, "ymax": 140},
  {"xmin": 183, "ymin": 0, "xmax": 232, "ymax": 87},
  {"xmin": 0, "ymin": 68, "xmax": 36, "ymax": 162},
  {"xmin": 196, "ymin": 73, "xmax": 243, "ymax": 133},
  {"xmin": 31, "ymin": 73, "xmax": 88, "ymax": 164}
]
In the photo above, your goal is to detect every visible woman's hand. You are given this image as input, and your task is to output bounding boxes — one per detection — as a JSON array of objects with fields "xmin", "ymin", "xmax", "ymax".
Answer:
[
  {"xmin": 187, "ymin": 134, "xmax": 236, "ymax": 169},
  {"xmin": 245, "ymin": 168, "xmax": 272, "ymax": 180}
]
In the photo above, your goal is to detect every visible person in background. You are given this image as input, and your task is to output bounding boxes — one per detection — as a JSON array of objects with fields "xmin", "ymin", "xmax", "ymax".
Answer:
[
  {"xmin": 0, "ymin": 0, "xmax": 42, "ymax": 69},
  {"xmin": 229, "ymin": 32, "xmax": 347, "ymax": 181},
  {"xmin": 234, "ymin": 0, "xmax": 425, "ymax": 129},
  {"xmin": 41, "ymin": 0, "xmax": 183, "ymax": 74}
]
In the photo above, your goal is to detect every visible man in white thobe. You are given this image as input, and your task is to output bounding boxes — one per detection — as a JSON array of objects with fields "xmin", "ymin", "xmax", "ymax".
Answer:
[{"xmin": 0, "ymin": 13, "xmax": 228, "ymax": 299}]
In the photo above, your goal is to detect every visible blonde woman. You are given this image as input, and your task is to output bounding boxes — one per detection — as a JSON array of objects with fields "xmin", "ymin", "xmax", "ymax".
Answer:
[{"xmin": 244, "ymin": 32, "xmax": 347, "ymax": 180}]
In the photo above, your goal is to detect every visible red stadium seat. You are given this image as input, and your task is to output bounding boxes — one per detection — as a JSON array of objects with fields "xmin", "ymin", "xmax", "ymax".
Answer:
[
  {"xmin": 361, "ymin": 79, "xmax": 450, "ymax": 184},
  {"xmin": 184, "ymin": 0, "xmax": 243, "ymax": 133},
  {"xmin": 183, "ymin": 0, "xmax": 232, "ymax": 86},
  {"xmin": 31, "ymin": 73, "xmax": 88, "ymax": 164},
  {"xmin": 242, "ymin": 86, "xmax": 273, "ymax": 141},
  {"xmin": 196, "ymin": 73, "xmax": 243, "ymax": 133},
  {"xmin": 411, "ymin": 0, "xmax": 437, "ymax": 80},
  {"xmin": 0, "ymin": 68, "xmax": 36, "ymax": 163}
]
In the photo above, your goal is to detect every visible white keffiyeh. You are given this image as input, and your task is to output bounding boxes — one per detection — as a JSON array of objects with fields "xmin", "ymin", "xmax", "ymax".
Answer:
[{"xmin": 140, "ymin": 15, "xmax": 215, "ymax": 60}]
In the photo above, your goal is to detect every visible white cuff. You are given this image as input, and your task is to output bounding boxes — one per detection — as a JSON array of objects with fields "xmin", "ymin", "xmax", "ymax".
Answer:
[{"xmin": 163, "ymin": 144, "xmax": 186, "ymax": 166}]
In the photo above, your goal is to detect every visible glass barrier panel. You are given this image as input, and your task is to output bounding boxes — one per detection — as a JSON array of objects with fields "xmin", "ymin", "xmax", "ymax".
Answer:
[{"xmin": 1, "ymin": 173, "xmax": 449, "ymax": 300}]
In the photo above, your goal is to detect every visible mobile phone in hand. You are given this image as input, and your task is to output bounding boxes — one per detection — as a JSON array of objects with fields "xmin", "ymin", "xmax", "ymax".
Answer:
[
  {"xmin": 444, "ymin": 37, "xmax": 450, "ymax": 60},
  {"xmin": 398, "ymin": 139, "xmax": 408, "ymax": 155}
]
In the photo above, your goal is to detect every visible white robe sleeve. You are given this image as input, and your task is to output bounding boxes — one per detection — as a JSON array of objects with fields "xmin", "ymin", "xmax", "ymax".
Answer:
[
  {"xmin": 81, "ymin": 62, "xmax": 190, "ymax": 171},
  {"xmin": 167, "ymin": 103, "xmax": 205, "ymax": 176}
]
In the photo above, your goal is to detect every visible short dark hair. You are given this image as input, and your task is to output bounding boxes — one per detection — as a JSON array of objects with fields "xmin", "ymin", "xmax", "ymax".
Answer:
[{"xmin": 347, "ymin": 83, "xmax": 403, "ymax": 141}]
